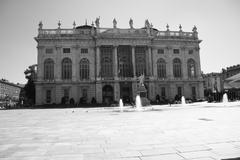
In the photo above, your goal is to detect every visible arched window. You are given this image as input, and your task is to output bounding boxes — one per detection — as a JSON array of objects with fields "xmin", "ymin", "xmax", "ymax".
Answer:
[
  {"xmin": 62, "ymin": 58, "xmax": 72, "ymax": 80},
  {"xmin": 79, "ymin": 58, "xmax": 89, "ymax": 80},
  {"xmin": 188, "ymin": 59, "xmax": 196, "ymax": 78},
  {"xmin": 157, "ymin": 58, "xmax": 166, "ymax": 78},
  {"xmin": 173, "ymin": 58, "xmax": 182, "ymax": 78},
  {"xmin": 44, "ymin": 58, "xmax": 54, "ymax": 80}
]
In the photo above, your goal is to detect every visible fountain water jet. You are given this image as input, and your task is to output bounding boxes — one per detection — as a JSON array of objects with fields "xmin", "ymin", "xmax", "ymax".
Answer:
[
  {"xmin": 135, "ymin": 95, "xmax": 142, "ymax": 111},
  {"xmin": 181, "ymin": 96, "xmax": 186, "ymax": 105},
  {"xmin": 222, "ymin": 93, "xmax": 228, "ymax": 105},
  {"xmin": 119, "ymin": 99, "xmax": 123, "ymax": 112}
]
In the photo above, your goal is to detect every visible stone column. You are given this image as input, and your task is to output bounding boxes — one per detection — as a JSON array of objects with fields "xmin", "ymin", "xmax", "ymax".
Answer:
[
  {"xmin": 114, "ymin": 45, "xmax": 118, "ymax": 79},
  {"xmin": 148, "ymin": 46, "xmax": 153, "ymax": 76},
  {"xmin": 96, "ymin": 46, "xmax": 101, "ymax": 79},
  {"xmin": 96, "ymin": 82, "xmax": 102, "ymax": 103},
  {"xmin": 132, "ymin": 46, "xmax": 136, "ymax": 78},
  {"xmin": 132, "ymin": 82, "xmax": 137, "ymax": 101},
  {"xmin": 114, "ymin": 82, "xmax": 120, "ymax": 102}
]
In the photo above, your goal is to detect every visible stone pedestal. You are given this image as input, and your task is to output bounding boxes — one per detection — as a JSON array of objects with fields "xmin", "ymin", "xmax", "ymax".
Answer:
[{"xmin": 137, "ymin": 84, "xmax": 150, "ymax": 106}]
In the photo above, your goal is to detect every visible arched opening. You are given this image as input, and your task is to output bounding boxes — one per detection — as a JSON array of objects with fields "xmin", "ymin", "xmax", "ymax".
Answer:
[
  {"xmin": 102, "ymin": 85, "xmax": 114, "ymax": 105},
  {"xmin": 173, "ymin": 58, "xmax": 182, "ymax": 78},
  {"xmin": 79, "ymin": 58, "xmax": 89, "ymax": 80},
  {"xmin": 157, "ymin": 58, "xmax": 166, "ymax": 78}
]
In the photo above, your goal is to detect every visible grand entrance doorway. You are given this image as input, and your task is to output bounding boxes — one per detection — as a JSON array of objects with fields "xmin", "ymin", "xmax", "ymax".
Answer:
[
  {"xmin": 102, "ymin": 85, "xmax": 114, "ymax": 105},
  {"xmin": 120, "ymin": 82, "xmax": 132, "ymax": 104}
]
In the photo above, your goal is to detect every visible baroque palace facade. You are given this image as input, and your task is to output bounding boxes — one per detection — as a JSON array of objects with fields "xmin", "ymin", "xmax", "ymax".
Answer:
[{"xmin": 35, "ymin": 18, "xmax": 204, "ymax": 105}]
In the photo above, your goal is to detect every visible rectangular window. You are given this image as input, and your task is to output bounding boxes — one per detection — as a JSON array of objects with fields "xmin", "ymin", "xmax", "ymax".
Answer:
[
  {"xmin": 82, "ymin": 88, "xmax": 88, "ymax": 98},
  {"xmin": 188, "ymin": 49, "xmax": 193, "ymax": 54},
  {"xmin": 81, "ymin": 48, "xmax": 88, "ymax": 54},
  {"xmin": 161, "ymin": 87, "xmax": 166, "ymax": 97},
  {"xmin": 63, "ymin": 48, "xmax": 71, "ymax": 53},
  {"xmin": 192, "ymin": 87, "xmax": 196, "ymax": 99},
  {"xmin": 45, "ymin": 48, "xmax": 53, "ymax": 54},
  {"xmin": 173, "ymin": 49, "xmax": 180, "ymax": 54},
  {"xmin": 158, "ymin": 49, "xmax": 164, "ymax": 54},
  {"xmin": 46, "ymin": 90, "xmax": 51, "ymax": 103},
  {"xmin": 177, "ymin": 87, "xmax": 182, "ymax": 96}
]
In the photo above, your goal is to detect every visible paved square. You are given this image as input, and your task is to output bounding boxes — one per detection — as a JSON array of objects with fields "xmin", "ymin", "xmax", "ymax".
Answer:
[{"xmin": 0, "ymin": 104, "xmax": 240, "ymax": 160}]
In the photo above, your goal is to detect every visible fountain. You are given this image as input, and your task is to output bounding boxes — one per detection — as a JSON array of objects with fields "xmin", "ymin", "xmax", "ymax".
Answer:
[
  {"xmin": 181, "ymin": 96, "xmax": 186, "ymax": 105},
  {"xmin": 119, "ymin": 99, "xmax": 124, "ymax": 112},
  {"xmin": 222, "ymin": 93, "xmax": 228, "ymax": 105},
  {"xmin": 135, "ymin": 94, "xmax": 142, "ymax": 111}
]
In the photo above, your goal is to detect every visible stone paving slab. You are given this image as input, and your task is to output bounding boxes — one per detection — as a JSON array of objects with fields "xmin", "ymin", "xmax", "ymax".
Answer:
[{"xmin": 1, "ymin": 104, "xmax": 240, "ymax": 160}]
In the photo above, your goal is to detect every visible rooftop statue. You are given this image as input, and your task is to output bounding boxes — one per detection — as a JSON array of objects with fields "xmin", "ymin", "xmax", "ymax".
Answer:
[
  {"xmin": 95, "ymin": 17, "xmax": 100, "ymax": 28},
  {"xmin": 145, "ymin": 19, "xmax": 150, "ymax": 28},
  {"xmin": 113, "ymin": 18, "xmax": 117, "ymax": 28},
  {"xmin": 129, "ymin": 18, "xmax": 133, "ymax": 29}
]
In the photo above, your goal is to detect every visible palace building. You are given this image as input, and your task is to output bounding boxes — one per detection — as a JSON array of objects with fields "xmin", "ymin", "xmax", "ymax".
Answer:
[{"xmin": 35, "ymin": 18, "xmax": 204, "ymax": 105}]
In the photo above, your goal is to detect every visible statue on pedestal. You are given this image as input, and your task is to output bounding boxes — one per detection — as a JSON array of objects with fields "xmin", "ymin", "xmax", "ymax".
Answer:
[
  {"xmin": 95, "ymin": 17, "xmax": 100, "ymax": 28},
  {"xmin": 138, "ymin": 74, "xmax": 145, "ymax": 86},
  {"xmin": 145, "ymin": 19, "xmax": 150, "ymax": 28},
  {"xmin": 129, "ymin": 18, "xmax": 133, "ymax": 29},
  {"xmin": 113, "ymin": 18, "xmax": 117, "ymax": 28}
]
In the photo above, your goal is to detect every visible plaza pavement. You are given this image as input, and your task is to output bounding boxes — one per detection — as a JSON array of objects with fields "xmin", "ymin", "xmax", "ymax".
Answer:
[{"xmin": 0, "ymin": 103, "xmax": 240, "ymax": 160}]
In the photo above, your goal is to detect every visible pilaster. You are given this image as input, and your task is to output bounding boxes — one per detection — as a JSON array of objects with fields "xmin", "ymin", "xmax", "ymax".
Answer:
[
  {"xmin": 35, "ymin": 84, "xmax": 42, "ymax": 105},
  {"xmin": 37, "ymin": 46, "xmax": 44, "ymax": 81},
  {"xmin": 55, "ymin": 45, "xmax": 62, "ymax": 81},
  {"xmin": 96, "ymin": 46, "xmax": 101, "ymax": 79},
  {"xmin": 114, "ymin": 82, "xmax": 120, "ymax": 102},
  {"xmin": 114, "ymin": 45, "xmax": 118, "ymax": 79},
  {"xmin": 132, "ymin": 46, "xmax": 136, "ymax": 78},
  {"xmin": 132, "ymin": 82, "xmax": 137, "ymax": 101},
  {"xmin": 181, "ymin": 46, "xmax": 188, "ymax": 79},
  {"xmin": 148, "ymin": 46, "xmax": 153, "ymax": 77},
  {"xmin": 167, "ymin": 47, "xmax": 173, "ymax": 79},
  {"xmin": 96, "ymin": 82, "xmax": 102, "ymax": 103},
  {"xmin": 198, "ymin": 82, "xmax": 204, "ymax": 99}
]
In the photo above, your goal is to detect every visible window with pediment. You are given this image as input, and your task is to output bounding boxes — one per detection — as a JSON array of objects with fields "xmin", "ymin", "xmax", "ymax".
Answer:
[
  {"xmin": 79, "ymin": 58, "xmax": 89, "ymax": 80},
  {"xmin": 44, "ymin": 58, "xmax": 54, "ymax": 80},
  {"xmin": 62, "ymin": 58, "xmax": 72, "ymax": 80},
  {"xmin": 157, "ymin": 58, "xmax": 166, "ymax": 78},
  {"xmin": 173, "ymin": 58, "xmax": 182, "ymax": 78}
]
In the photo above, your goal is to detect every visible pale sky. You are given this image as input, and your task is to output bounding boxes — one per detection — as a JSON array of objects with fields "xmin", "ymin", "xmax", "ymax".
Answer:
[{"xmin": 0, "ymin": 0, "xmax": 240, "ymax": 84}]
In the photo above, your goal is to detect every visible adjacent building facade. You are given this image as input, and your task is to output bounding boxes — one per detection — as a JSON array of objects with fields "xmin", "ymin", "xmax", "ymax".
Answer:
[
  {"xmin": 35, "ymin": 19, "xmax": 204, "ymax": 105},
  {"xmin": 0, "ymin": 79, "xmax": 22, "ymax": 102},
  {"xmin": 203, "ymin": 72, "xmax": 223, "ymax": 93}
]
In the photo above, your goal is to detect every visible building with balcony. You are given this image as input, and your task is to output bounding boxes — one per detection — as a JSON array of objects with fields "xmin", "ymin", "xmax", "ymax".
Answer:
[{"xmin": 35, "ymin": 19, "xmax": 204, "ymax": 105}]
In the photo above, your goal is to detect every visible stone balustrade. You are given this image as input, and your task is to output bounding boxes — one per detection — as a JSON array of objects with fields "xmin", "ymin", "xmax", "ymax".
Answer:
[{"xmin": 38, "ymin": 27, "xmax": 198, "ymax": 39}]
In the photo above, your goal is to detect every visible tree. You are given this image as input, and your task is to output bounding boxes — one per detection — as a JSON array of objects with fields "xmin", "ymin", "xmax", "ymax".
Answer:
[{"xmin": 23, "ymin": 64, "xmax": 37, "ymax": 105}]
